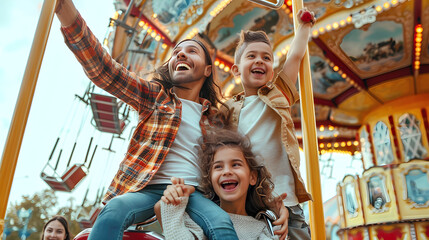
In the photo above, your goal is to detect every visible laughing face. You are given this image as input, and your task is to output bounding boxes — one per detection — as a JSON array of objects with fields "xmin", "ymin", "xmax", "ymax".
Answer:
[
  {"xmin": 232, "ymin": 42, "xmax": 274, "ymax": 96},
  {"xmin": 168, "ymin": 40, "xmax": 212, "ymax": 87},
  {"xmin": 211, "ymin": 146, "xmax": 257, "ymax": 214},
  {"xmin": 43, "ymin": 220, "xmax": 67, "ymax": 240}
]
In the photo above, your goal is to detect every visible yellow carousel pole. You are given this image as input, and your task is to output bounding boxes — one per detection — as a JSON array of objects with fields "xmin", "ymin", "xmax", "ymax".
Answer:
[
  {"xmin": 291, "ymin": 0, "xmax": 326, "ymax": 238},
  {"xmin": 0, "ymin": 0, "xmax": 57, "ymax": 234}
]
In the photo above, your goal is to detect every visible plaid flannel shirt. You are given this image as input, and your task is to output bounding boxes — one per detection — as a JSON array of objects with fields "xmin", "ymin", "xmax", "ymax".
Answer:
[{"xmin": 61, "ymin": 14, "xmax": 217, "ymax": 203}]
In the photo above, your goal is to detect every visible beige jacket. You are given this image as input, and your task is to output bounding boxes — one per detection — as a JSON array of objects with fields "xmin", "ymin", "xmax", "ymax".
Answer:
[{"xmin": 223, "ymin": 71, "xmax": 312, "ymax": 203}]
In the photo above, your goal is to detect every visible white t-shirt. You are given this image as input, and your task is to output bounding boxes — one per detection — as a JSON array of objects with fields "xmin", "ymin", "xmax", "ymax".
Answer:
[
  {"xmin": 238, "ymin": 95, "xmax": 298, "ymax": 206},
  {"xmin": 149, "ymin": 98, "xmax": 202, "ymax": 186}
]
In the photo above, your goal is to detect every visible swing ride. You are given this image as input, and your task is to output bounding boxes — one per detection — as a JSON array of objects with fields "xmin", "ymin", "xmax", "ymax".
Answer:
[
  {"xmin": 36, "ymin": 81, "xmax": 133, "ymax": 229},
  {"xmin": 39, "ymin": 83, "xmax": 130, "ymax": 193},
  {"xmin": 1, "ymin": 0, "xmax": 429, "ymax": 239}
]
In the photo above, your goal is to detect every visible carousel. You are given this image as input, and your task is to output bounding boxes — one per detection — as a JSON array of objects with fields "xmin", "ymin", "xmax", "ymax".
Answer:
[{"xmin": 1, "ymin": 0, "xmax": 428, "ymax": 239}]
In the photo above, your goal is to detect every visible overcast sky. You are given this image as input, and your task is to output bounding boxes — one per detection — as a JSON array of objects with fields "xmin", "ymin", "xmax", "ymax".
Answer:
[{"xmin": 0, "ymin": 0, "xmax": 123, "ymax": 210}]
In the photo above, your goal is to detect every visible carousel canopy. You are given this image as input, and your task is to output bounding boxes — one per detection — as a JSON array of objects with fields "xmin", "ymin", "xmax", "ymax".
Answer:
[{"xmin": 107, "ymin": 0, "xmax": 428, "ymax": 150}]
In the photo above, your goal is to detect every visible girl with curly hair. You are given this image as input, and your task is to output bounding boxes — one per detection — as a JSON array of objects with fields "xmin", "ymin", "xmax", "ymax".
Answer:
[{"xmin": 154, "ymin": 128, "xmax": 281, "ymax": 239}]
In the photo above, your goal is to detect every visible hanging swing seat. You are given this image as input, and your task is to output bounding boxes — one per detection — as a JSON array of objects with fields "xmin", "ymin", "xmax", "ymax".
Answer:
[
  {"xmin": 41, "ymin": 137, "xmax": 96, "ymax": 192},
  {"xmin": 41, "ymin": 163, "xmax": 87, "ymax": 192},
  {"xmin": 90, "ymin": 207, "xmax": 102, "ymax": 224},
  {"xmin": 78, "ymin": 206, "xmax": 102, "ymax": 229},
  {"xmin": 89, "ymin": 93, "xmax": 127, "ymax": 134},
  {"xmin": 78, "ymin": 219, "xmax": 92, "ymax": 230}
]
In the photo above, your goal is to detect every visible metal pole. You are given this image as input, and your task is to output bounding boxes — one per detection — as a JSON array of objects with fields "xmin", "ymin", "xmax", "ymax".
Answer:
[
  {"xmin": 0, "ymin": 0, "xmax": 57, "ymax": 235},
  {"xmin": 291, "ymin": 0, "xmax": 327, "ymax": 238}
]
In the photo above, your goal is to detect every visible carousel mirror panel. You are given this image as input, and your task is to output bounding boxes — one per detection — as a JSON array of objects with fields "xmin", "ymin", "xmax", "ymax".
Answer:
[
  {"xmin": 341, "ymin": 175, "xmax": 364, "ymax": 227},
  {"xmin": 360, "ymin": 126, "xmax": 374, "ymax": 169},
  {"xmin": 373, "ymin": 121, "xmax": 394, "ymax": 166},
  {"xmin": 398, "ymin": 113, "xmax": 428, "ymax": 161},
  {"xmin": 393, "ymin": 160, "xmax": 429, "ymax": 220},
  {"xmin": 360, "ymin": 166, "xmax": 399, "ymax": 224},
  {"xmin": 367, "ymin": 175, "xmax": 390, "ymax": 211},
  {"xmin": 336, "ymin": 184, "xmax": 346, "ymax": 228}
]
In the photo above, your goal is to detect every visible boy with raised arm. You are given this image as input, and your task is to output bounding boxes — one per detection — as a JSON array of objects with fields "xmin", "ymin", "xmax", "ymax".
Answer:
[{"xmin": 224, "ymin": 8, "xmax": 316, "ymax": 239}]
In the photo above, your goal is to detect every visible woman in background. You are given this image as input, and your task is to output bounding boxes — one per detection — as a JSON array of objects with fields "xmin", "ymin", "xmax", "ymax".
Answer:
[{"xmin": 41, "ymin": 215, "xmax": 71, "ymax": 240}]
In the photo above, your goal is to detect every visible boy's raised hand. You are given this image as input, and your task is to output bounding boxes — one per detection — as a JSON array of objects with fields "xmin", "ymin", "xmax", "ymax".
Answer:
[
  {"xmin": 282, "ymin": 7, "xmax": 316, "ymax": 86},
  {"xmin": 161, "ymin": 177, "xmax": 195, "ymax": 205},
  {"xmin": 297, "ymin": 8, "xmax": 316, "ymax": 26}
]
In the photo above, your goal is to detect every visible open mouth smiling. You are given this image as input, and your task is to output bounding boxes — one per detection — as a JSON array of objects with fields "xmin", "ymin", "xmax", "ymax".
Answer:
[
  {"xmin": 220, "ymin": 180, "xmax": 239, "ymax": 191},
  {"xmin": 175, "ymin": 62, "xmax": 191, "ymax": 71},
  {"xmin": 251, "ymin": 68, "xmax": 265, "ymax": 75}
]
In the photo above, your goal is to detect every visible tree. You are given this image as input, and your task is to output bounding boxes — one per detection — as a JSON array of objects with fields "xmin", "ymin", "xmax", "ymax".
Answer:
[{"xmin": 4, "ymin": 189, "xmax": 83, "ymax": 240}]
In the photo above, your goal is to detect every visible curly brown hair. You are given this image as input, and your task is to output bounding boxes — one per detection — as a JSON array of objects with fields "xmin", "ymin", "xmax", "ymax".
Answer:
[{"xmin": 198, "ymin": 128, "xmax": 277, "ymax": 217}]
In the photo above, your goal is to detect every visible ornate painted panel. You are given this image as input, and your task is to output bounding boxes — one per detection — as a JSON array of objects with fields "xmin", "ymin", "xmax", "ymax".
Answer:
[
  {"xmin": 360, "ymin": 126, "xmax": 374, "ymax": 169},
  {"xmin": 373, "ymin": 121, "xmax": 394, "ymax": 165},
  {"xmin": 309, "ymin": 54, "xmax": 350, "ymax": 99},
  {"xmin": 341, "ymin": 175, "xmax": 364, "ymax": 227},
  {"xmin": 319, "ymin": 0, "xmax": 414, "ymax": 79},
  {"xmin": 143, "ymin": 0, "xmax": 207, "ymax": 39},
  {"xmin": 392, "ymin": 160, "xmax": 429, "ymax": 220},
  {"xmin": 397, "ymin": 113, "xmax": 428, "ymax": 161},
  {"xmin": 369, "ymin": 223, "xmax": 412, "ymax": 240},
  {"xmin": 209, "ymin": 4, "xmax": 292, "ymax": 59},
  {"xmin": 360, "ymin": 166, "xmax": 399, "ymax": 224},
  {"xmin": 340, "ymin": 21, "xmax": 404, "ymax": 73},
  {"xmin": 346, "ymin": 227, "xmax": 369, "ymax": 240}
]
